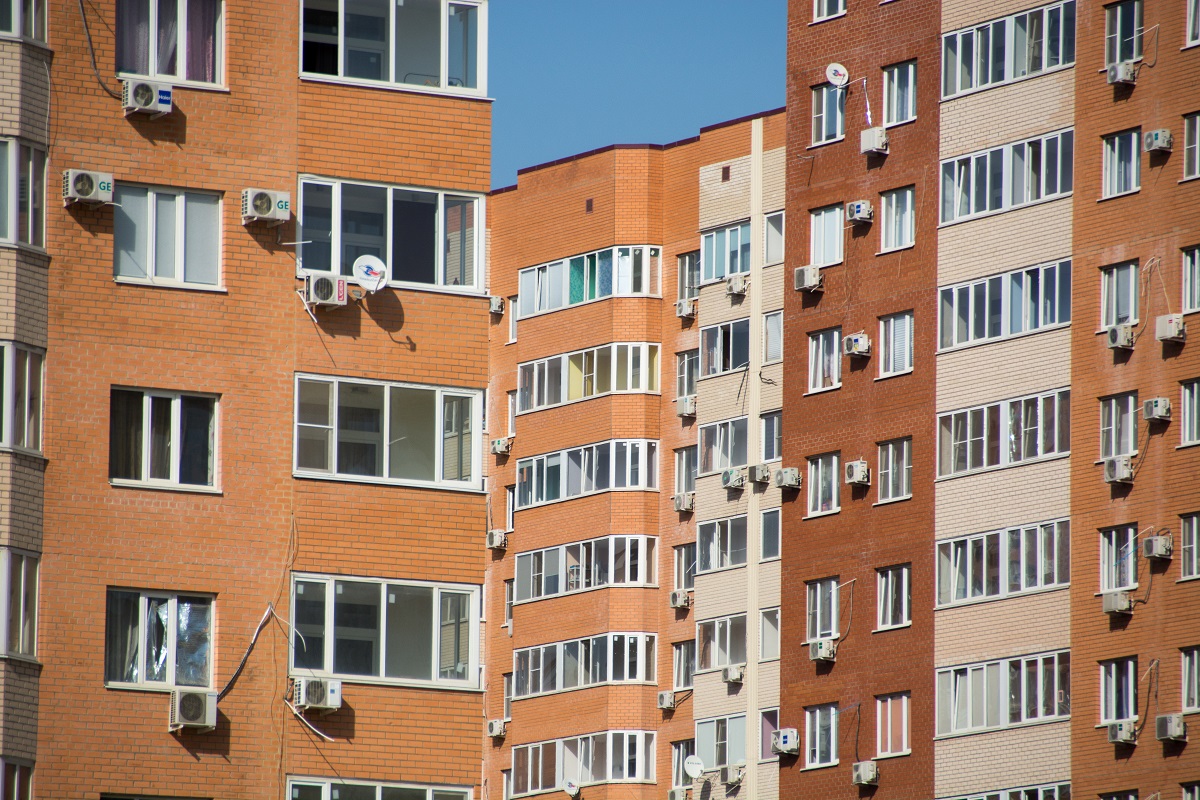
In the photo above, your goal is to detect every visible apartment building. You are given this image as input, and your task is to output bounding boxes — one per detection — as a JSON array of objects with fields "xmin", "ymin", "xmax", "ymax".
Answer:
[{"xmin": 23, "ymin": 1, "xmax": 493, "ymax": 799}]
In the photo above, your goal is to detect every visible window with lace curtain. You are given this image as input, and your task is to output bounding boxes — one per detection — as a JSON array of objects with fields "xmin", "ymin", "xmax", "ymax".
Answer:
[
  {"xmin": 104, "ymin": 590, "xmax": 213, "ymax": 689},
  {"xmin": 116, "ymin": 0, "xmax": 224, "ymax": 84}
]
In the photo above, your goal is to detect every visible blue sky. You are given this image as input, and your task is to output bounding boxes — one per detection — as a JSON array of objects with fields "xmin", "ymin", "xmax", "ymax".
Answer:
[{"xmin": 489, "ymin": 1, "xmax": 788, "ymax": 189}]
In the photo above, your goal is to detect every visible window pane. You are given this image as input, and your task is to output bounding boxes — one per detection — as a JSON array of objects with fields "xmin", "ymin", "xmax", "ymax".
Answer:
[
  {"xmin": 439, "ymin": 591, "xmax": 470, "ymax": 680},
  {"xmin": 338, "ymin": 382, "xmax": 384, "ymax": 476},
  {"xmin": 385, "ymin": 584, "xmax": 433, "ymax": 679},
  {"xmin": 154, "ymin": 192, "xmax": 177, "ymax": 279},
  {"xmin": 183, "ymin": 193, "xmax": 220, "ymax": 285},
  {"xmin": 334, "ymin": 581, "xmax": 381, "ymax": 676},
  {"xmin": 443, "ymin": 196, "xmax": 475, "ymax": 286},
  {"xmin": 297, "ymin": 380, "xmax": 333, "ymax": 471},
  {"xmin": 105, "ymin": 589, "xmax": 141, "ymax": 682},
  {"xmin": 179, "ymin": 396, "xmax": 215, "ymax": 486},
  {"xmin": 394, "ymin": 0, "xmax": 439, "ymax": 86},
  {"xmin": 300, "ymin": 183, "xmax": 334, "ymax": 272},
  {"xmin": 144, "ymin": 596, "xmax": 169, "ymax": 682},
  {"xmin": 293, "ymin": 580, "xmax": 326, "ymax": 669},
  {"xmin": 447, "ymin": 3, "xmax": 478, "ymax": 88},
  {"xmin": 174, "ymin": 596, "xmax": 212, "ymax": 686},
  {"xmin": 341, "ymin": 183, "xmax": 387, "ymax": 277},
  {"xmin": 114, "ymin": 185, "xmax": 150, "ymax": 279},
  {"xmin": 109, "ymin": 389, "xmax": 144, "ymax": 480},
  {"xmin": 385, "ymin": 386, "xmax": 437, "ymax": 480}
]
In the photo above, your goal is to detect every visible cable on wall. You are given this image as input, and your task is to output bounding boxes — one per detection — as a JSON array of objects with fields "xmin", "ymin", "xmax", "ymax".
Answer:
[{"xmin": 77, "ymin": 0, "xmax": 122, "ymax": 99}]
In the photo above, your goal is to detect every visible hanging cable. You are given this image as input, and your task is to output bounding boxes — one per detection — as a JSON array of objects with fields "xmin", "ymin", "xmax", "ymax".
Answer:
[{"xmin": 78, "ymin": 0, "xmax": 122, "ymax": 99}]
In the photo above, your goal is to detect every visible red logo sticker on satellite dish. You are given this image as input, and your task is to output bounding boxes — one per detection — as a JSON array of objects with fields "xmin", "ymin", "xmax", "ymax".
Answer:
[
  {"xmin": 351, "ymin": 255, "xmax": 387, "ymax": 293},
  {"xmin": 826, "ymin": 63, "xmax": 850, "ymax": 87}
]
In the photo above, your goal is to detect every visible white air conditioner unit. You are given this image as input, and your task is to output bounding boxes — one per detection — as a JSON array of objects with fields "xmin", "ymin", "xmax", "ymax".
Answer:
[
  {"xmin": 487, "ymin": 719, "xmax": 507, "ymax": 738},
  {"xmin": 1142, "ymin": 397, "xmax": 1171, "ymax": 421},
  {"xmin": 1102, "ymin": 591, "xmax": 1134, "ymax": 615},
  {"xmin": 122, "ymin": 78, "xmax": 173, "ymax": 115},
  {"xmin": 846, "ymin": 200, "xmax": 873, "ymax": 223},
  {"xmin": 1156, "ymin": 313, "xmax": 1185, "ymax": 342},
  {"xmin": 774, "ymin": 467, "xmax": 801, "ymax": 489},
  {"xmin": 305, "ymin": 274, "xmax": 348, "ymax": 307},
  {"xmin": 489, "ymin": 295, "xmax": 505, "ymax": 315},
  {"xmin": 676, "ymin": 395, "xmax": 697, "ymax": 417},
  {"xmin": 750, "ymin": 464, "xmax": 772, "ymax": 484},
  {"xmin": 809, "ymin": 638, "xmax": 837, "ymax": 661},
  {"xmin": 795, "ymin": 264, "xmax": 823, "ymax": 292},
  {"xmin": 1143, "ymin": 128, "xmax": 1172, "ymax": 152},
  {"xmin": 1156, "ymin": 713, "xmax": 1186, "ymax": 741},
  {"xmin": 842, "ymin": 333, "xmax": 871, "ymax": 357},
  {"xmin": 672, "ymin": 492, "xmax": 695, "ymax": 512},
  {"xmin": 721, "ymin": 468, "xmax": 746, "ymax": 489},
  {"xmin": 771, "ymin": 727, "xmax": 800, "ymax": 755},
  {"xmin": 1107, "ymin": 720, "xmax": 1137, "ymax": 744},
  {"xmin": 490, "ymin": 437, "xmax": 513, "ymax": 455},
  {"xmin": 657, "ymin": 690, "xmax": 677, "ymax": 710},
  {"xmin": 669, "ymin": 589, "xmax": 691, "ymax": 609},
  {"xmin": 720, "ymin": 766, "xmax": 744, "ymax": 787},
  {"xmin": 675, "ymin": 297, "xmax": 696, "ymax": 318},
  {"xmin": 62, "ymin": 169, "xmax": 113, "ymax": 205},
  {"xmin": 852, "ymin": 761, "xmax": 879, "ymax": 785},
  {"xmin": 722, "ymin": 664, "xmax": 744, "ymax": 684},
  {"xmin": 860, "ymin": 126, "xmax": 889, "ymax": 154},
  {"xmin": 241, "ymin": 188, "xmax": 290, "ymax": 225},
  {"xmin": 169, "ymin": 690, "xmax": 217, "ymax": 732},
  {"xmin": 1107, "ymin": 61, "xmax": 1137, "ymax": 85},
  {"xmin": 844, "ymin": 460, "xmax": 870, "ymax": 485},
  {"xmin": 725, "ymin": 274, "xmax": 748, "ymax": 296},
  {"xmin": 1142, "ymin": 534, "xmax": 1172, "ymax": 559},
  {"xmin": 667, "ymin": 790, "xmax": 687, "ymax": 800},
  {"xmin": 1104, "ymin": 455, "xmax": 1134, "ymax": 484},
  {"xmin": 293, "ymin": 677, "xmax": 342, "ymax": 713},
  {"xmin": 1107, "ymin": 324, "xmax": 1135, "ymax": 349},
  {"xmin": 486, "ymin": 530, "xmax": 508, "ymax": 550}
]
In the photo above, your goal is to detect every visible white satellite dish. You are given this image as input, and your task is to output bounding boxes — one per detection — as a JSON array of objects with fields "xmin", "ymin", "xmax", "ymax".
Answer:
[
  {"xmin": 684, "ymin": 754, "xmax": 705, "ymax": 780},
  {"xmin": 826, "ymin": 62, "xmax": 849, "ymax": 87},
  {"xmin": 563, "ymin": 779, "xmax": 581, "ymax": 797},
  {"xmin": 351, "ymin": 254, "xmax": 388, "ymax": 293}
]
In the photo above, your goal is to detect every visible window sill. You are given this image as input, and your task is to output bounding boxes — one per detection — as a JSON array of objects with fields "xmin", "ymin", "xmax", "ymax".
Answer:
[
  {"xmin": 803, "ymin": 508, "xmax": 841, "ymax": 520},
  {"xmin": 938, "ymin": 192, "xmax": 1073, "ymax": 229},
  {"xmin": 872, "ymin": 622, "xmax": 912, "ymax": 633},
  {"xmin": 937, "ymin": 321, "xmax": 1072, "ymax": 355},
  {"xmin": 1098, "ymin": 189, "xmax": 1140, "ymax": 203},
  {"xmin": 288, "ymin": 671, "xmax": 482, "ymax": 692},
  {"xmin": 808, "ymin": 11, "xmax": 846, "ymax": 25},
  {"xmin": 514, "ymin": 291, "xmax": 664, "ymax": 322},
  {"xmin": 116, "ymin": 72, "xmax": 229, "ymax": 93},
  {"xmin": 808, "ymin": 136, "xmax": 845, "ymax": 150},
  {"xmin": 299, "ymin": 73, "xmax": 491, "ymax": 102},
  {"xmin": 0, "ymin": 445, "xmax": 45, "ymax": 461},
  {"xmin": 1093, "ymin": 588, "xmax": 1138, "ymax": 597},
  {"xmin": 801, "ymin": 760, "xmax": 840, "ymax": 771},
  {"xmin": 763, "ymin": 259, "xmax": 786, "ymax": 269},
  {"xmin": 1092, "ymin": 452, "xmax": 1138, "ymax": 465},
  {"xmin": 512, "ymin": 679, "xmax": 658, "ymax": 703},
  {"xmin": 874, "ymin": 750, "xmax": 911, "ymax": 759},
  {"xmin": 696, "ymin": 563, "xmax": 748, "ymax": 578},
  {"xmin": 0, "ymin": 34, "xmax": 51, "ymax": 52},
  {"xmin": 0, "ymin": 240, "xmax": 48, "ymax": 256},
  {"xmin": 873, "ymin": 494, "xmax": 912, "ymax": 507},
  {"xmin": 875, "ymin": 368, "xmax": 913, "ymax": 381},
  {"xmin": 1177, "ymin": 575, "xmax": 1200, "ymax": 584},
  {"xmin": 762, "ymin": 358, "xmax": 783, "ymax": 367},
  {"xmin": 1177, "ymin": 441, "xmax": 1200, "ymax": 450},
  {"xmin": 935, "ymin": 451, "xmax": 1070, "ymax": 482},
  {"xmin": 693, "ymin": 663, "xmax": 747, "ymax": 677},
  {"xmin": 1093, "ymin": 324, "xmax": 1139, "ymax": 335},
  {"xmin": 1094, "ymin": 718, "xmax": 1136, "ymax": 729},
  {"xmin": 294, "ymin": 470, "xmax": 485, "ymax": 494},
  {"xmin": 114, "ymin": 277, "xmax": 227, "ymax": 293},
  {"xmin": 0, "ymin": 653, "xmax": 40, "ymax": 667},
  {"xmin": 883, "ymin": 117, "xmax": 917, "ymax": 130},
  {"xmin": 106, "ymin": 682, "xmax": 212, "ymax": 693},
  {"xmin": 877, "ymin": 243, "xmax": 915, "ymax": 256},
  {"xmin": 934, "ymin": 584, "xmax": 1069, "ymax": 611},
  {"xmin": 804, "ymin": 384, "xmax": 842, "ymax": 396},
  {"xmin": 386, "ymin": 280, "xmax": 488, "ymax": 298},
  {"xmin": 110, "ymin": 479, "xmax": 222, "ymax": 495},
  {"xmin": 1184, "ymin": 41, "xmax": 1200, "ymax": 51},
  {"xmin": 760, "ymin": 555, "xmax": 781, "ymax": 564},
  {"xmin": 511, "ymin": 582, "xmax": 659, "ymax": 607},
  {"xmin": 1181, "ymin": 175, "xmax": 1200, "ymax": 185}
]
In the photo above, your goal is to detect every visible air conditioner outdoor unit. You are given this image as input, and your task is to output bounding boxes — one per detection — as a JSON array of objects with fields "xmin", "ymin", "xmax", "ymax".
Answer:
[
  {"xmin": 1107, "ymin": 61, "xmax": 1137, "ymax": 84},
  {"xmin": 795, "ymin": 264, "xmax": 823, "ymax": 292},
  {"xmin": 846, "ymin": 200, "xmax": 873, "ymax": 223},
  {"xmin": 489, "ymin": 296, "xmax": 506, "ymax": 315},
  {"xmin": 490, "ymin": 437, "xmax": 513, "ymax": 455},
  {"xmin": 844, "ymin": 460, "xmax": 870, "ymax": 485},
  {"xmin": 657, "ymin": 690, "xmax": 677, "ymax": 710},
  {"xmin": 305, "ymin": 274, "xmax": 348, "ymax": 307},
  {"xmin": 1142, "ymin": 534, "xmax": 1172, "ymax": 559},
  {"xmin": 774, "ymin": 467, "xmax": 801, "ymax": 489},
  {"xmin": 719, "ymin": 766, "xmax": 744, "ymax": 787},
  {"xmin": 750, "ymin": 464, "xmax": 772, "ymax": 484},
  {"xmin": 843, "ymin": 333, "xmax": 871, "ymax": 357},
  {"xmin": 722, "ymin": 664, "xmax": 744, "ymax": 684},
  {"xmin": 672, "ymin": 492, "xmax": 695, "ymax": 512},
  {"xmin": 721, "ymin": 468, "xmax": 746, "ymax": 489},
  {"xmin": 771, "ymin": 727, "xmax": 800, "ymax": 755},
  {"xmin": 486, "ymin": 530, "xmax": 508, "ymax": 550},
  {"xmin": 1142, "ymin": 397, "xmax": 1171, "ymax": 421},
  {"xmin": 241, "ymin": 188, "xmax": 290, "ymax": 225},
  {"xmin": 1107, "ymin": 324, "xmax": 1135, "ymax": 349},
  {"xmin": 675, "ymin": 298, "xmax": 696, "ymax": 318},
  {"xmin": 667, "ymin": 790, "xmax": 687, "ymax": 800},
  {"xmin": 62, "ymin": 169, "xmax": 113, "ymax": 205},
  {"xmin": 293, "ymin": 677, "xmax": 342, "ymax": 713},
  {"xmin": 1104, "ymin": 455, "xmax": 1134, "ymax": 484},
  {"xmin": 852, "ymin": 761, "xmax": 879, "ymax": 785},
  {"xmin": 669, "ymin": 589, "xmax": 691, "ymax": 609},
  {"xmin": 860, "ymin": 126, "xmax": 889, "ymax": 154},
  {"xmin": 676, "ymin": 395, "xmax": 697, "ymax": 417},
  {"xmin": 1156, "ymin": 713, "xmax": 1186, "ymax": 741},
  {"xmin": 725, "ymin": 274, "xmax": 748, "ymax": 296},
  {"xmin": 1107, "ymin": 720, "xmax": 1137, "ymax": 744},
  {"xmin": 809, "ymin": 638, "xmax": 837, "ymax": 661},
  {"xmin": 122, "ymin": 78, "xmax": 173, "ymax": 115},
  {"xmin": 1102, "ymin": 591, "xmax": 1134, "ymax": 615},
  {"xmin": 1156, "ymin": 314, "xmax": 1185, "ymax": 342},
  {"xmin": 1143, "ymin": 128, "xmax": 1172, "ymax": 152},
  {"xmin": 487, "ymin": 719, "xmax": 507, "ymax": 738},
  {"xmin": 169, "ymin": 690, "xmax": 217, "ymax": 732}
]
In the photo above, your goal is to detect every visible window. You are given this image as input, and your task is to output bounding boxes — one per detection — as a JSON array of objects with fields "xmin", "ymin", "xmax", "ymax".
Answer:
[
  {"xmin": 761, "ymin": 508, "xmax": 780, "ymax": 560},
  {"xmin": 291, "ymin": 573, "xmax": 478, "ymax": 687},
  {"xmin": 1101, "ymin": 658, "xmax": 1137, "ymax": 722},
  {"xmin": 105, "ymin": 590, "xmax": 212, "ymax": 688},
  {"xmin": 1191, "ymin": 0, "xmax": 1200, "ymax": 45},
  {"xmin": 1185, "ymin": 115, "xmax": 1199, "ymax": 179},
  {"xmin": 696, "ymin": 614, "xmax": 747, "ymax": 670},
  {"xmin": 674, "ymin": 543, "xmax": 696, "ymax": 591},
  {"xmin": 674, "ymin": 641, "xmax": 695, "ymax": 689},
  {"xmin": 109, "ymin": 388, "xmax": 215, "ymax": 489},
  {"xmin": 940, "ymin": 130, "xmax": 1074, "ymax": 223},
  {"xmin": 764, "ymin": 212, "xmax": 785, "ymax": 264},
  {"xmin": 699, "ymin": 417, "xmax": 748, "ymax": 473},
  {"xmin": 116, "ymin": 0, "xmax": 223, "ymax": 83},
  {"xmin": 698, "ymin": 516, "xmax": 747, "ymax": 573},
  {"xmin": 1100, "ymin": 525, "xmax": 1138, "ymax": 592},
  {"xmin": 678, "ymin": 251, "xmax": 700, "ymax": 300},
  {"xmin": 1100, "ymin": 393, "xmax": 1138, "ymax": 459},
  {"xmin": 505, "ymin": 486, "xmax": 515, "ymax": 531},
  {"xmin": 0, "ymin": 342, "xmax": 42, "ymax": 452},
  {"xmin": 503, "ymin": 579, "xmax": 513, "ymax": 626},
  {"xmin": 671, "ymin": 740, "xmax": 696, "ymax": 786},
  {"xmin": 0, "ymin": 0, "xmax": 44, "ymax": 39},
  {"xmin": 762, "ymin": 411, "xmax": 782, "ymax": 461},
  {"xmin": 1103, "ymin": 130, "xmax": 1141, "ymax": 198},
  {"xmin": 810, "ymin": 204, "xmax": 844, "ymax": 266},
  {"xmin": 300, "ymin": 0, "xmax": 485, "ymax": 93},
  {"xmin": 113, "ymin": 185, "xmax": 220, "ymax": 287},
  {"xmin": 1, "ymin": 764, "xmax": 30, "ymax": 800},
  {"xmin": 517, "ymin": 343, "xmax": 660, "ymax": 413},
  {"xmin": 1106, "ymin": 0, "xmax": 1143, "ymax": 64},
  {"xmin": 677, "ymin": 350, "xmax": 699, "ymax": 398},
  {"xmin": 1184, "ymin": 647, "xmax": 1199, "ymax": 711},
  {"xmin": 509, "ymin": 730, "xmax": 655, "ymax": 796},
  {"xmin": 883, "ymin": 61, "xmax": 916, "ymax": 126},
  {"xmin": 503, "ymin": 673, "xmax": 513, "ymax": 719},
  {"xmin": 880, "ymin": 311, "xmax": 913, "ymax": 375},
  {"xmin": 939, "ymin": 260, "xmax": 1072, "ymax": 349},
  {"xmin": 516, "ymin": 440, "xmax": 657, "ymax": 508},
  {"xmin": 696, "ymin": 715, "xmax": 746, "ymax": 769},
  {"xmin": 805, "ymin": 704, "xmax": 838, "ymax": 767},
  {"xmin": 878, "ymin": 438, "xmax": 912, "ymax": 502},
  {"xmin": 701, "ymin": 320, "xmax": 750, "ymax": 376},
  {"xmin": 514, "ymin": 535, "xmax": 657, "ymax": 603},
  {"xmin": 1102, "ymin": 261, "xmax": 1139, "ymax": 327},
  {"xmin": 507, "ymin": 299, "xmax": 517, "ymax": 341},
  {"xmin": 876, "ymin": 693, "xmax": 910, "ymax": 756},
  {"xmin": 936, "ymin": 650, "xmax": 1071, "ymax": 733},
  {"xmin": 808, "ymin": 328, "xmax": 841, "ymax": 391},
  {"xmin": 675, "ymin": 447, "xmax": 698, "ymax": 495},
  {"xmin": 941, "ymin": 0, "xmax": 1076, "ymax": 98},
  {"xmin": 291, "ymin": 778, "xmax": 470, "ymax": 800},
  {"xmin": 763, "ymin": 312, "xmax": 783, "ymax": 364},
  {"xmin": 760, "ymin": 608, "xmax": 780, "ymax": 661},
  {"xmin": 881, "ymin": 187, "xmax": 914, "ymax": 251},
  {"xmin": 806, "ymin": 578, "xmax": 839, "ymax": 640},
  {"xmin": 937, "ymin": 388, "xmax": 1070, "ymax": 476},
  {"xmin": 937, "ymin": 519, "xmax": 1070, "ymax": 605},
  {"xmin": 1182, "ymin": 381, "xmax": 1200, "ymax": 447},
  {"xmin": 0, "ymin": 141, "xmax": 45, "ymax": 247},
  {"xmin": 299, "ymin": 178, "xmax": 483, "ymax": 291},
  {"xmin": 295, "ymin": 375, "xmax": 478, "ymax": 488},
  {"xmin": 813, "ymin": 0, "xmax": 844, "ymax": 20},
  {"xmin": 513, "ymin": 633, "xmax": 656, "ymax": 698},
  {"xmin": 812, "ymin": 84, "xmax": 845, "ymax": 145},
  {"xmin": 701, "ymin": 222, "xmax": 750, "ymax": 282},
  {"xmin": 877, "ymin": 565, "xmax": 910, "ymax": 629},
  {"xmin": 1187, "ymin": 247, "xmax": 1200, "ymax": 313},
  {"xmin": 519, "ymin": 246, "xmax": 661, "ymax": 317},
  {"xmin": 807, "ymin": 452, "xmax": 839, "ymax": 515},
  {"xmin": 0, "ymin": 549, "xmax": 36, "ymax": 657},
  {"xmin": 1183, "ymin": 514, "xmax": 1199, "ymax": 579}
]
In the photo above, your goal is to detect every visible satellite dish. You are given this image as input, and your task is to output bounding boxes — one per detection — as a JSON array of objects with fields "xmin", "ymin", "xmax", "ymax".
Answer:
[
  {"xmin": 563, "ymin": 780, "xmax": 581, "ymax": 797},
  {"xmin": 826, "ymin": 62, "xmax": 849, "ymax": 87},
  {"xmin": 684, "ymin": 754, "xmax": 705, "ymax": 780},
  {"xmin": 351, "ymin": 255, "xmax": 388, "ymax": 293}
]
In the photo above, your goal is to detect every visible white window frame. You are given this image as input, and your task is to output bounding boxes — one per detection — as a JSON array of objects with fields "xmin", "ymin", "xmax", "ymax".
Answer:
[
  {"xmin": 1101, "ymin": 261, "xmax": 1140, "ymax": 328},
  {"xmin": 696, "ymin": 714, "xmax": 747, "ymax": 770},
  {"xmin": 880, "ymin": 311, "xmax": 914, "ymax": 376},
  {"xmin": 0, "ymin": 0, "xmax": 44, "ymax": 39},
  {"xmin": 1185, "ymin": 246, "xmax": 1200, "ymax": 313},
  {"xmin": 1190, "ymin": 0, "xmax": 1200, "ymax": 46},
  {"xmin": 1100, "ymin": 657, "xmax": 1137, "ymax": 722},
  {"xmin": 288, "ymin": 777, "xmax": 470, "ymax": 800},
  {"xmin": 764, "ymin": 211, "xmax": 785, "ymax": 265},
  {"xmin": 760, "ymin": 608, "xmax": 780, "ymax": 661},
  {"xmin": 701, "ymin": 319, "xmax": 751, "ymax": 377},
  {"xmin": 938, "ymin": 259, "xmax": 1072, "ymax": 350},
  {"xmin": 699, "ymin": 417, "xmax": 748, "ymax": 474},
  {"xmin": 936, "ymin": 518, "xmax": 1071, "ymax": 606},
  {"xmin": 805, "ymin": 704, "xmax": 838, "ymax": 768},
  {"xmin": 675, "ymin": 446, "xmax": 698, "ymax": 495},
  {"xmin": 1103, "ymin": 129, "xmax": 1141, "ymax": 198},
  {"xmin": 1105, "ymin": 0, "xmax": 1143, "ymax": 64},
  {"xmin": 671, "ymin": 740, "xmax": 696, "ymax": 786},
  {"xmin": 880, "ymin": 186, "xmax": 915, "ymax": 252},
  {"xmin": 807, "ymin": 452, "xmax": 840, "ymax": 515},
  {"xmin": 883, "ymin": 61, "xmax": 917, "ymax": 126},
  {"xmin": 812, "ymin": 83, "xmax": 846, "ymax": 145},
  {"xmin": 813, "ymin": 0, "xmax": 845, "ymax": 21},
  {"xmin": 697, "ymin": 515, "xmax": 748, "ymax": 573},
  {"xmin": 763, "ymin": 311, "xmax": 783, "ymax": 365},
  {"xmin": 1185, "ymin": 114, "xmax": 1199, "ymax": 180},
  {"xmin": 677, "ymin": 349, "xmax": 699, "ymax": 398},
  {"xmin": 940, "ymin": 130, "xmax": 1075, "ymax": 224},
  {"xmin": 876, "ymin": 692, "xmax": 910, "ymax": 757},
  {"xmin": 937, "ymin": 388, "xmax": 1071, "ymax": 477},
  {"xmin": 761, "ymin": 411, "xmax": 782, "ymax": 462},
  {"xmin": 518, "ymin": 246, "xmax": 661, "ymax": 318},
  {"xmin": 0, "ymin": 140, "xmax": 45, "ymax": 248},
  {"xmin": 806, "ymin": 577, "xmax": 839, "ymax": 640},
  {"xmin": 678, "ymin": 250, "xmax": 700, "ymax": 300},
  {"xmin": 517, "ymin": 343, "xmax": 661, "ymax": 413},
  {"xmin": 701, "ymin": 222, "xmax": 751, "ymax": 282},
  {"xmin": 1183, "ymin": 647, "xmax": 1200, "ymax": 711},
  {"xmin": 761, "ymin": 508, "xmax": 781, "ymax": 561},
  {"xmin": 760, "ymin": 708, "xmax": 780, "ymax": 761},
  {"xmin": 509, "ymin": 730, "xmax": 656, "ymax": 796},
  {"xmin": 113, "ymin": 184, "xmax": 222, "ymax": 289},
  {"xmin": 116, "ymin": 0, "xmax": 225, "ymax": 85},
  {"xmin": 1100, "ymin": 524, "xmax": 1139, "ymax": 592},
  {"xmin": 696, "ymin": 613, "xmax": 747, "ymax": 670},
  {"xmin": 1100, "ymin": 392, "xmax": 1138, "ymax": 459},
  {"xmin": 514, "ymin": 535, "xmax": 658, "ymax": 604},
  {"xmin": 673, "ymin": 640, "xmax": 695, "ymax": 689},
  {"xmin": 0, "ymin": 548, "xmax": 37, "ymax": 658},
  {"xmin": 513, "ymin": 632, "xmax": 656, "ymax": 699},
  {"xmin": 109, "ymin": 387, "xmax": 218, "ymax": 490},
  {"xmin": 515, "ymin": 439, "xmax": 658, "ymax": 509},
  {"xmin": 876, "ymin": 564, "xmax": 910, "ymax": 629},
  {"xmin": 507, "ymin": 297, "xmax": 518, "ymax": 341},
  {"xmin": 104, "ymin": 589, "xmax": 214, "ymax": 690},
  {"xmin": 1183, "ymin": 513, "xmax": 1199, "ymax": 580},
  {"xmin": 877, "ymin": 438, "xmax": 912, "ymax": 503},
  {"xmin": 808, "ymin": 328, "xmax": 841, "ymax": 392},
  {"xmin": 0, "ymin": 341, "xmax": 43, "ymax": 453},
  {"xmin": 810, "ymin": 204, "xmax": 844, "ymax": 266},
  {"xmin": 937, "ymin": 650, "xmax": 1071, "ymax": 734}
]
